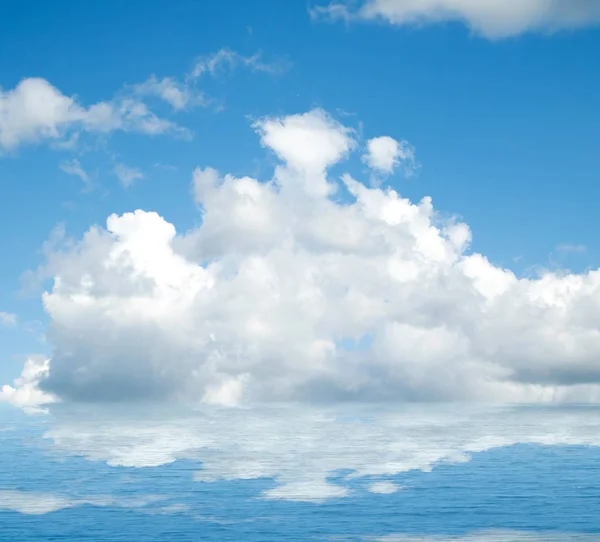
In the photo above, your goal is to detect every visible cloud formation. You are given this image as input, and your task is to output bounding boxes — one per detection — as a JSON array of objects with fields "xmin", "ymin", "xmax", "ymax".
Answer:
[
  {"xmin": 132, "ymin": 48, "xmax": 287, "ymax": 113},
  {"xmin": 114, "ymin": 163, "xmax": 144, "ymax": 187},
  {"xmin": 0, "ymin": 78, "xmax": 186, "ymax": 152},
  {"xmin": 60, "ymin": 159, "xmax": 91, "ymax": 190},
  {"xmin": 133, "ymin": 76, "xmax": 199, "ymax": 111},
  {"xmin": 190, "ymin": 47, "xmax": 288, "ymax": 78},
  {"xmin": 362, "ymin": 136, "xmax": 418, "ymax": 177},
  {"xmin": 4, "ymin": 108, "xmax": 600, "ymax": 408},
  {"xmin": 1, "ymin": 357, "xmax": 56, "ymax": 412},
  {"xmin": 313, "ymin": 0, "xmax": 600, "ymax": 38},
  {"xmin": 0, "ymin": 48, "xmax": 279, "ymax": 153}
]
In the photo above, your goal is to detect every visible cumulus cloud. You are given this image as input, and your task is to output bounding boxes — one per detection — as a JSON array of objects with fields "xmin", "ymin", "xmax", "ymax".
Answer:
[
  {"xmin": 0, "ymin": 357, "xmax": 57, "ymax": 412},
  {"xmin": 312, "ymin": 0, "xmax": 600, "ymax": 39},
  {"xmin": 363, "ymin": 136, "xmax": 418, "ymax": 177},
  {"xmin": 0, "ymin": 78, "xmax": 186, "ymax": 152},
  {"xmin": 0, "ymin": 78, "xmax": 81, "ymax": 151},
  {"xmin": 255, "ymin": 109, "xmax": 356, "ymax": 196},
  {"xmin": 7, "ymin": 107, "xmax": 600, "ymax": 409},
  {"xmin": 114, "ymin": 163, "xmax": 144, "ymax": 187}
]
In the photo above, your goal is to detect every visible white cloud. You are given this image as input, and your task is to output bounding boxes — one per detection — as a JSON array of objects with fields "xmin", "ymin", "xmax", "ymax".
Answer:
[
  {"xmin": 190, "ymin": 48, "xmax": 287, "ymax": 79},
  {"xmin": 9, "ymin": 107, "xmax": 600, "ymax": 409},
  {"xmin": 132, "ymin": 48, "xmax": 286, "ymax": 112},
  {"xmin": 0, "ymin": 311, "xmax": 17, "ymax": 327},
  {"xmin": 41, "ymin": 404, "xmax": 600, "ymax": 502},
  {"xmin": 114, "ymin": 163, "xmax": 144, "ymax": 187},
  {"xmin": 60, "ymin": 158, "xmax": 91, "ymax": 189},
  {"xmin": 363, "ymin": 136, "xmax": 418, "ymax": 176},
  {"xmin": 0, "ymin": 357, "xmax": 57, "ymax": 412},
  {"xmin": 313, "ymin": 0, "xmax": 600, "ymax": 38},
  {"xmin": 83, "ymin": 97, "xmax": 187, "ymax": 137},
  {"xmin": 255, "ymin": 109, "xmax": 356, "ymax": 196},
  {"xmin": 0, "ymin": 78, "xmax": 187, "ymax": 152},
  {"xmin": 0, "ymin": 48, "xmax": 283, "ymax": 152},
  {"xmin": 0, "ymin": 78, "xmax": 82, "ymax": 151},
  {"xmin": 133, "ymin": 76, "xmax": 199, "ymax": 111}
]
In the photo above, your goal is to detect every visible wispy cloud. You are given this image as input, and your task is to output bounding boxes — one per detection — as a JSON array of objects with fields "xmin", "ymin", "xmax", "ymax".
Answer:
[
  {"xmin": 0, "ymin": 312, "xmax": 17, "ymax": 327},
  {"xmin": 114, "ymin": 163, "xmax": 144, "ymax": 187},
  {"xmin": 133, "ymin": 76, "xmax": 206, "ymax": 111},
  {"xmin": 190, "ymin": 47, "xmax": 289, "ymax": 79},
  {"xmin": 59, "ymin": 158, "xmax": 92, "ymax": 190},
  {"xmin": 0, "ymin": 48, "xmax": 283, "ymax": 154},
  {"xmin": 557, "ymin": 243, "xmax": 587, "ymax": 254},
  {"xmin": 132, "ymin": 48, "xmax": 289, "ymax": 114},
  {"xmin": 153, "ymin": 163, "xmax": 177, "ymax": 171}
]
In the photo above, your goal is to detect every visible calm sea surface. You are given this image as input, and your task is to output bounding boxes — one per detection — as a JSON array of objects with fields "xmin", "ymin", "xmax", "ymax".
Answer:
[{"xmin": 1, "ymin": 404, "xmax": 599, "ymax": 541}]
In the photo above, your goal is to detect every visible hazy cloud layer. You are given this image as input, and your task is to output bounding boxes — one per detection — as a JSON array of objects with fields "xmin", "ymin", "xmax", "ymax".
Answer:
[{"xmin": 0, "ymin": 312, "xmax": 17, "ymax": 327}]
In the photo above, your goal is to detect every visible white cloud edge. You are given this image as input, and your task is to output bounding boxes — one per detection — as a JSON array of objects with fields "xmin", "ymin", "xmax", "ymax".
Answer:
[
  {"xmin": 311, "ymin": 0, "xmax": 600, "ymax": 39},
  {"xmin": 362, "ymin": 135, "xmax": 419, "ymax": 177}
]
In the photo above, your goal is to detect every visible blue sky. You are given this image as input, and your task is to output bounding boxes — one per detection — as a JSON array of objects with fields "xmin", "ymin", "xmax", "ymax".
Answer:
[{"xmin": 2, "ymin": 0, "xmax": 600, "ymax": 403}]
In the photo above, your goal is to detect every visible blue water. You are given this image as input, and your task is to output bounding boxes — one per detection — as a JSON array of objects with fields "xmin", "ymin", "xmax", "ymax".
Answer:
[{"xmin": 1, "ymin": 405, "xmax": 599, "ymax": 541}]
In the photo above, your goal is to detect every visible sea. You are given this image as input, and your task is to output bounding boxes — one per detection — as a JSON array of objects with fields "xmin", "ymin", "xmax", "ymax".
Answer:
[{"xmin": 1, "ymin": 403, "xmax": 599, "ymax": 541}]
